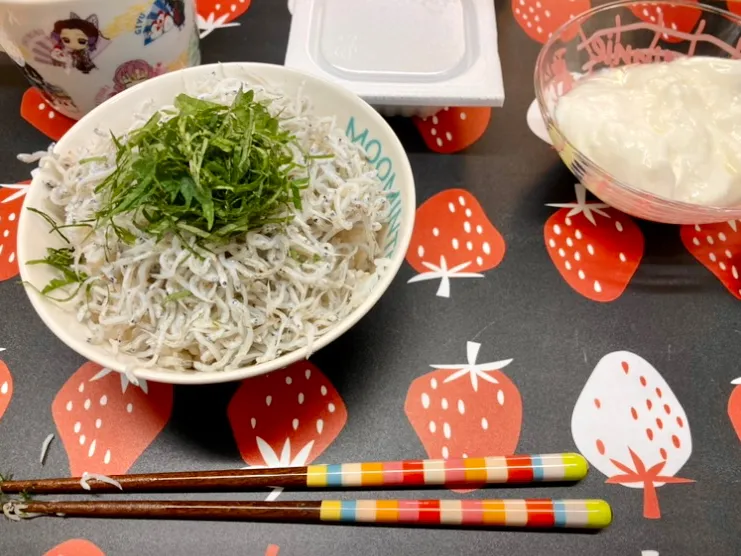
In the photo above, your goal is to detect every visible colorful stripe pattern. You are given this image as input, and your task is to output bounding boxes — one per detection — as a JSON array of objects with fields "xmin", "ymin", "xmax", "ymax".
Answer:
[
  {"xmin": 306, "ymin": 453, "xmax": 587, "ymax": 488},
  {"xmin": 319, "ymin": 499, "xmax": 611, "ymax": 529}
]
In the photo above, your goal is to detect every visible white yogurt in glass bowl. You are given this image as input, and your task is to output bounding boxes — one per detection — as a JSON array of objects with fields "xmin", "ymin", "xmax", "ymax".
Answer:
[{"xmin": 555, "ymin": 57, "xmax": 741, "ymax": 207}]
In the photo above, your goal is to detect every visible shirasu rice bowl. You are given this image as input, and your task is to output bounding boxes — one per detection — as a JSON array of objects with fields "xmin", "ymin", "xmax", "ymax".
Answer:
[{"xmin": 28, "ymin": 75, "xmax": 392, "ymax": 374}]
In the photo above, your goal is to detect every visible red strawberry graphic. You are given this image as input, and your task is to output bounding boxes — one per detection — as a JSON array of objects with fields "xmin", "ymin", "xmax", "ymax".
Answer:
[
  {"xmin": 21, "ymin": 88, "xmax": 75, "ymax": 141},
  {"xmin": 52, "ymin": 362, "xmax": 173, "ymax": 476},
  {"xmin": 0, "ymin": 181, "xmax": 30, "ymax": 282},
  {"xmin": 680, "ymin": 221, "xmax": 741, "ymax": 300},
  {"xmin": 406, "ymin": 189, "xmax": 505, "ymax": 298},
  {"xmin": 405, "ymin": 341, "xmax": 522, "ymax": 461},
  {"xmin": 729, "ymin": 1, "xmax": 741, "ymax": 16},
  {"xmin": 197, "ymin": 0, "xmax": 251, "ymax": 38},
  {"xmin": 572, "ymin": 351, "xmax": 693, "ymax": 519},
  {"xmin": 265, "ymin": 546, "xmax": 280, "ymax": 556},
  {"xmin": 413, "ymin": 107, "xmax": 491, "ymax": 154},
  {"xmin": 228, "ymin": 361, "xmax": 347, "ymax": 498},
  {"xmin": 513, "ymin": 0, "xmax": 591, "ymax": 43},
  {"xmin": 545, "ymin": 184, "xmax": 644, "ymax": 302},
  {"xmin": 45, "ymin": 539, "xmax": 105, "ymax": 556},
  {"xmin": 0, "ymin": 359, "xmax": 13, "ymax": 422},
  {"xmin": 730, "ymin": 377, "xmax": 741, "ymax": 443},
  {"xmin": 629, "ymin": 1, "xmax": 701, "ymax": 42}
]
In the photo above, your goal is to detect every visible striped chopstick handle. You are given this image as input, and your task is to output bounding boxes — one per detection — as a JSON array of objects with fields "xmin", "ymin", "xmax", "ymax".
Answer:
[
  {"xmin": 306, "ymin": 453, "xmax": 587, "ymax": 488},
  {"xmin": 319, "ymin": 499, "xmax": 612, "ymax": 529}
]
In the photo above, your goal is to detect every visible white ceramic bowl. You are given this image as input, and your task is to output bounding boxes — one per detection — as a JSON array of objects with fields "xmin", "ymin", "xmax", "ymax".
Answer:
[{"xmin": 17, "ymin": 62, "xmax": 415, "ymax": 385}]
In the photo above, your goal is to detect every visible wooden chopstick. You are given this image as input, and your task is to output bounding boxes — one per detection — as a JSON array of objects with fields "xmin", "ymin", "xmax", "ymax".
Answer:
[
  {"xmin": 0, "ymin": 453, "xmax": 588, "ymax": 495},
  {"xmin": 7, "ymin": 498, "xmax": 612, "ymax": 529}
]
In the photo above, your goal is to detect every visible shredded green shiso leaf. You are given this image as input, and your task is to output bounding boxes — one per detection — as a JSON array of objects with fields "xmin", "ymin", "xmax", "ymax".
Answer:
[
  {"xmin": 97, "ymin": 88, "xmax": 308, "ymax": 242},
  {"xmin": 29, "ymin": 88, "xmax": 310, "ymax": 295}
]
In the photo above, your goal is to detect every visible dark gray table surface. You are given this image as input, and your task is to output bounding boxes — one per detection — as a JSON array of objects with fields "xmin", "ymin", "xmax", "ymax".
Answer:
[{"xmin": 1, "ymin": 1, "xmax": 740, "ymax": 555}]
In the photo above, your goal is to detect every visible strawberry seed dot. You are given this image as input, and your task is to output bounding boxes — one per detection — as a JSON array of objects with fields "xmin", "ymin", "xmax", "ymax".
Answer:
[
  {"xmin": 432, "ymin": 115, "xmax": 439, "ymax": 125},
  {"xmin": 578, "ymin": 269, "xmax": 585, "ymax": 280},
  {"xmin": 298, "ymin": 392, "xmax": 305, "ymax": 404},
  {"xmin": 594, "ymin": 398, "xmax": 601, "ymax": 408},
  {"xmin": 497, "ymin": 390, "xmax": 505, "ymax": 405},
  {"xmin": 587, "ymin": 244, "xmax": 595, "ymax": 255},
  {"xmin": 442, "ymin": 446, "xmax": 449, "ymax": 459},
  {"xmin": 83, "ymin": 399, "xmax": 91, "ymax": 410},
  {"xmin": 659, "ymin": 448, "xmax": 667, "ymax": 459},
  {"xmin": 78, "ymin": 383, "xmax": 85, "ymax": 393},
  {"xmin": 460, "ymin": 112, "xmax": 467, "ymax": 120},
  {"xmin": 726, "ymin": 249, "xmax": 733, "ymax": 258},
  {"xmin": 656, "ymin": 417, "xmax": 663, "ymax": 429},
  {"xmin": 431, "ymin": 128, "xmax": 437, "ymax": 136},
  {"xmin": 481, "ymin": 418, "xmax": 488, "ymax": 430},
  {"xmin": 99, "ymin": 395, "xmax": 107, "ymax": 406},
  {"xmin": 676, "ymin": 416, "xmax": 684, "ymax": 427},
  {"xmin": 463, "ymin": 221, "xmax": 471, "ymax": 233},
  {"xmin": 441, "ymin": 397, "xmax": 449, "ymax": 410},
  {"xmin": 443, "ymin": 422, "xmax": 451, "ymax": 439},
  {"xmin": 707, "ymin": 235, "xmax": 714, "ymax": 245},
  {"xmin": 482, "ymin": 242, "xmax": 491, "ymax": 255},
  {"xmin": 231, "ymin": 4, "xmax": 236, "ymax": 11},
  {"xmin": 79, "ymin": 435, "xmax": 86, "ymax": 446},
  {"xmin": 2, "ymin": 230, "xmax": 7, "ymax": 238},
  {"xmin": 575, "ymin": 251, "xmax": 581, "ymax": 261},
  {"xmin": 328, "ymin": 402, "xmax": 336, "ymax": 413},
  {"xmin": 95, "ymin": 418, "xmax": 102, "ymax": 429},
  {"xmin": 631, "ymin": 407, "xmax": 638, "ymax": 419},
  {"xmin": 292, "ymin": 418, "xmax": 299, "ymax": 430},
  {"xmin": 719, "ymin": 232, "xmax": 727, "ymax": 241},
  {"xmin": 593, "ymin": 280, "xmax": 602, "ymax": 293},
  {"xmin": 646, "ymin": 399, "xmax": 653, "ymax": 410},
  {"xmin": 320, "ymin": 386, "xmax": 327, "ymax": 396},
  {"xmin": 74, "ymin": 422, "xmax": 81, "ymax": 433},
  {"xmin": 436, "ymin": 138, "xmax": 443, "ymax": 147},
  {"xmin": 266, "ymin": 395, "xmax": 272, "ymax": 406},
  {"xmin": 430, "ymin": 378, "xmax": 438, "ymax": 389},
  {"xmin": 710, "ymin": 252, "xmax": 717, "ymax": 262},
  {"xmin": 476, "ymin": 256, "xmax": 483, "ymax": 265},
  {"xmin": 619, "ymin": 252, "xmax": 626, "ymax": 262},
  {"xmin": 646, "ymin": 428, "xmax": 654, "ymax": 441},
  {"xmin": 553, "ymin": 224, "xmax": 562, "ymax": 235},
  {"xmin": 671, "ymin": 434, "xmax": 680, "ymax": 448},
  {"xmin": 48, "ymin": 111, "xmax": 55, "ymax": 119},
  {"xmin": 38, "ymin": 103, "xmax": 45, "ymax": 110},
  {"xmin": 457, "ymin": 399, "xmax": 465, "ymax": 414},
  {"xmin": 448, "ymin": 202, "xmax": 455, "ymax": 213},
  {"xmin": 250, "ymin": 418, "xmax": 256, "ymax": 428},
  {"xmin": 565, "ymin": 261, "xmax": 572, "ymax": 270},
  {"xmin": 8, "ymin": 252, "xmax": 14, "ymax": 263},
  {"xmin": 692, "ymin": 237, "xmax": 700, "ymax": 246},
  {"xmin": 417, "ymin": 245, "xmax": 425, "ymax": 257},
  {"xmin": 476, "ymin": 224, "xmax": 483, "ymax": 234},
  {"xmin": 421, "ymin": 392, "xmax": 430, "ymax": 408},
  {"xmin": 558, "ymin": 248, "xmax": 566, "ymax": 258},
  {"xmin": 8, "ymin": 213, "xmax": 15, "ymax": 222},
  {"xmin": 548, "ymin": 239, "xmax": 556, "ymax": 248},
  {"xmin": 429, "ymin": 421, "xmax": 436, "ymax": 433},
  {"xmin": 656, "ymin": 387, "xmax": 663, "ymax": 398},
  {"xmin": 615, "ymin": 221, "xmax": 624, "ymax": 232},
  {"xmin": 622, "ymin": 361, "xmax": 630, "ymax": 373},
  {"xmin": 733, "ymin": 266, "xmax": 739, "ymax": 280},
  {"xmin": 305, "ymin": 369, "xmax": 311, "ymax": 379},
  {"xmin": 640, "ymin": 376, "xmax": 647, "ymax": 386},
  {"xmin": 575, "ymin": 229, "xmax": 582, "ymax": 240},
  {"xmin": 596, "ymin": 439, "xmax": 605, "ymax": 455},
  {"xmin": 465, "ymin": 208, "xmax": 472, "ymax": 217},
  {"xmin": 452, "ymin": 238, "xmax": 459, "ymax": 249},
  {"xmin": 104, "ymin": 450, "xmax": 111, "ymax": 464},
  {"xmin": 566, "ymin": 237, "xmax": 573, "ymax": 247},
  {"xmin": 466, "ymin": 241, "xmax": 473, "ymax": 251},
  {"xmin": 316, "ymin": 419, "xmax": 324, "ymax": 434},
  {"xmin": 432, "ymin": 227, "xmax": 440, "ymax": 237},
  {"xmin": 285, "ymin": 376, "xmax": 292, "ymax": 385}
]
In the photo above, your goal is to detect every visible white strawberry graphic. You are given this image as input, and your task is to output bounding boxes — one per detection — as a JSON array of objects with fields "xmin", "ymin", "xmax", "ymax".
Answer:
[{"xmin": 572, "ymin": 351, "xmax": 693, "ymax": 519}]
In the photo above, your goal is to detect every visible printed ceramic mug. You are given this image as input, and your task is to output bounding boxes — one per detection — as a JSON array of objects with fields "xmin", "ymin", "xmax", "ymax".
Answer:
[{"xmin": 0, "ymin": 0, "xmax": 201, "ymax": 120}]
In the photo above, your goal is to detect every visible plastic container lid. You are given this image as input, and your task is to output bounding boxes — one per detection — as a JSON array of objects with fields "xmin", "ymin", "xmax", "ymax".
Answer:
[{"xmin": 285, "ymin": 0, "xmax": 505, "ymax": 109}]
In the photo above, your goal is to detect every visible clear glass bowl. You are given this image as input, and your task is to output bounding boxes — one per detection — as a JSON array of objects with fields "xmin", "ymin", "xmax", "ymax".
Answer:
[{"xmin": 535, "ymin": 0, "xmax": 741, "ymax": 224}]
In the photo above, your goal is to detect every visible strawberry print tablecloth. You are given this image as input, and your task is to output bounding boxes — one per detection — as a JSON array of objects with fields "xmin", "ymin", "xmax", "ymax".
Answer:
[{"xmin": 1, "ymin": 1, "xmax": 740, "ymax": 554}]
